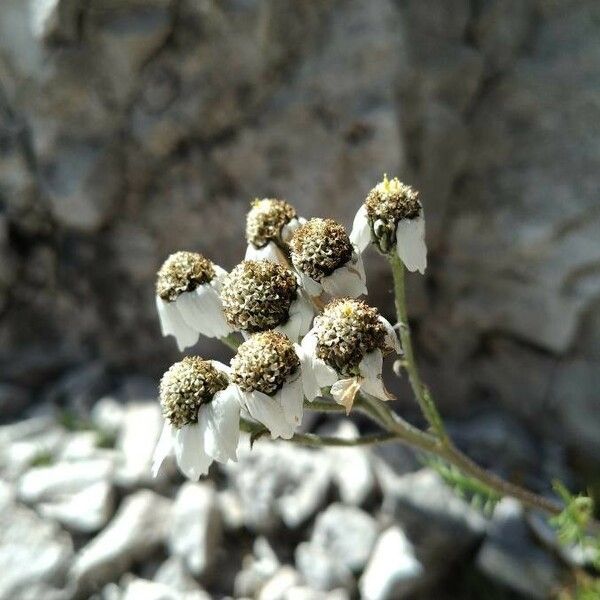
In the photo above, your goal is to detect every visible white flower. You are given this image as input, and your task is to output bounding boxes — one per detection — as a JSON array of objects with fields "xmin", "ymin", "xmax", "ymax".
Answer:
[
  {"xmin": 220, "ymin": 260, "xmax": 314, "ymax": 342},
  {"xmin": 350, "ymin": 176, "xmax": 427, "ymax": 274},
  {"xmin": 230, "ymin": 331, "xmax": 307, "ymax": 440},
  {"xmin": 300, "ymin": 299, "xmax": 400, "ymax": 413},
  {"xmin": 152, "ymin": 358, "xmax": 240, "ymax": 480},
  {"xmin": 244, "ymin": 198, "xmax": 305, "ymax": 267},
  {"xmin": 290, "ymin": 218, "xmax": 367, "ymax": 299},
  {"xmin": 156, "ymin": 251, "xmax": 233, "ymax": 351}
]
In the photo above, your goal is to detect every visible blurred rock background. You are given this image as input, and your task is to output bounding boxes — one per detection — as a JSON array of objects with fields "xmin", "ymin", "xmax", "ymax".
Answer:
[{"xmin": 0, "ymin": 1, "xmax": 599, "ymax": 597}]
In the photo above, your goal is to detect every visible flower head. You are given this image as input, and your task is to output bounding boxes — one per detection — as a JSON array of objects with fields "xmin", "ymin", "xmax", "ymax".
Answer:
[
  {"xmin": 231, "ymin": 331, "xmax": 305, "ymax": 439},
  {"xmin": 155, "ymin": 251, "xmax": 232, "ymax": 350},
  {"xmin": 290, "ymin": 219, "xmax": 367, "ymax": 298},
  {"xmin": 160, "ymin": 357, "xmax": 229, "ymax": 428},
  {"xmin": 153, "ymin": 358, "xmax": 240, "ymax": 480},
  {"xmin": 351, "ymin": 175, "xmax": 427, "ymax": 273},
  {"xmin": 231, "ymin": 330, "xmax": 300, "ymax": 396},
  {"xmin": 300, "ymin": 299, "xmax": 400, "ymax": 413},
  {"xmin": 156, "ymin": 251, "xmax": 216, "ymax": 302},
  {"xmin": 314, "ymin": 299, "xmax": 388, "ymax": 377},
  {"xmin": 246, "ymin": 198, "xmax": 297, "ymax": 249},
  {"xmin": 220, "ymin": 260, "xmax": 313, "ymax": 341}
]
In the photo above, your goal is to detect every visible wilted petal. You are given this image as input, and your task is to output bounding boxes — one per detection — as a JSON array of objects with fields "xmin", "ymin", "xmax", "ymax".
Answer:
[
  {"xmin": 359, "ymin": 349, "xmax": 394, "ymax": 401},
  {"xmin": 199, "ymin": 385, "xmax": 240, "ymax": 462},
  {"xmin": 276, "ymin": 374, "xmax": 304, "ymax": 428},
  {"xmin": 242, "ymin": 390, "xmax": 295, "ymax": 440},
  {"xmin": 331, "ymin": 377, "xmax": 361, "ymax": 414},
  {"xmin": 156, "ymin": 296, "xmax": 199, "ymax": 351},
  {"xmin": 173, "ymin": 423, "xmax": 213, "ymax": 481},
  {"xmin": 350, "ymin": 204, "xmax": 371, "ymax": 253},
  {"xmin": 245, "ymin": 241, "xmax": 289, "ymax": 267},
  {"xmin": 151, "ymin": 422, "xmax": 173, "ymax": 477},
  {"xmin": 396, "ymin": 211, "xmax": 427, "ymax": 274},
  {"xmin": 378, "ymin": 315, "xmax": 401, "ymax": 354}
]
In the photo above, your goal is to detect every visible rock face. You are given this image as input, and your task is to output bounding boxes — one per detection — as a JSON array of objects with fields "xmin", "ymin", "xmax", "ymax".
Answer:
[{"xmin": 0, "ymin": 0, "xmax": 599, "ymax": 462}]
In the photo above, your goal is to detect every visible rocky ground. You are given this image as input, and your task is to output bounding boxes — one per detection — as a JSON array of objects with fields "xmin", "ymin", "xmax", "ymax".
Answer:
[{"xmin": 0, "ymin": 370, "xmax": 586, "ymax": 600}]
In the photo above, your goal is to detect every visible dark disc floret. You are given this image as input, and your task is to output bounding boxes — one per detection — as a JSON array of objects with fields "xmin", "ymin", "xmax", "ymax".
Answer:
[{"xmin": 159, "ymin": 357, "xmax": 229, "ymax": 428}]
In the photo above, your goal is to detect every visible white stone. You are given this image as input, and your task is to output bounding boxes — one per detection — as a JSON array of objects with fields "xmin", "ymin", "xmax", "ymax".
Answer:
[
  {"xmin": 295, "ymin": 542, "xmax": 354, "ymax": 593},
  {"xmin": 91, "ymin": 396, "xmax": 126, "ymax": 437},
  {"xmin": 0, "ymin": 491, "xmax": 74, "ymax": 600},
  {"xmin": 38, "ymin": 480, "xmax": 115, "ymax": 533},
  {"xmin": 168, "ymin": 482, "xmax": 222, "ymax": 577},
  {"xmin": 310, "ymin": 503, "xmax": 378, "ymax": 573},
  {"xmin": 154, "ymin": 557, "xmax": 209, "ymax": 595},
  {"xmin": 359, "ymin": 527, "xmax": 424, "ymax": 600},
  {"xmin": 114, "ymin": 401, "xmax": 164, "ymax": 486},
  {"xmin": 123, "ymin": 577, "xmax": 209, "ymax": 600},
  {"xmin": 69, "ymin": 490, "xmax": 171, "ymax": 594},
  {"xmin": 258, "ymin": 566, "xmax": 302, "ymax": 600},
  {"xmin": 234, "ymin": 537, "xmax": 280, "ymax": 598},
  {"xmin": 17, "ymin": 457, "xmax": 114, "ymax": 504},
  {"xmin": 217, "ymin": 489, "xmax": 245, "ymax": 530},
  {"xmin": 322, "ymin": 421, "xmax": 375, "ymax": 506}
]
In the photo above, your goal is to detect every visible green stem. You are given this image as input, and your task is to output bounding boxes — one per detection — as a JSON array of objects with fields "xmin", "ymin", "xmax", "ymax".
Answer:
[{"xmin": 389, "ymin": 253, "xmax": 448, "ymax": 441}]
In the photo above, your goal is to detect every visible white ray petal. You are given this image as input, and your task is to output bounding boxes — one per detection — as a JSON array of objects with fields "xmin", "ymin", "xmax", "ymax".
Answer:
[
  {"xmin": 350, "ymin": 204, "xmax": 371, "ymax": 253},
  {"xmin": 276, "ymin": 374, "xmax": 304, "ymax": 428},
  {"xmin": 396, "ymin": 210, "xmax": 427, "ymax": 274},
  {"xmin": 298, "ymin": 272, "xmax": 322, "ymax": 297},
  {"xmin": 299, "ymin": 331, "xmax": 338, "ymax": 398},
  {"xmin": 359, "ymin": 349, "xmax": 394, "ymax": 401},
  {"xmin": 331, "ymin": 377, "xmax": 361, "ymax": 414},
  {"xmin": 296, "ymin": 339, "xmax": 321, "ymax": 402},
  {"xmin": 156, "ymin": 296, "xmax": 199, "ymax": 351},
  {"xmin": 245, "ymin": 241, "xmax": 289, "ymax": 267},
  {"xmin": 281, "ymin": 217, "xmax": 304, "ymax": 242},
  {"xmin": 173, "ymin": 423, "xmax": 212, "ymax": 481},
  {"xmin": 378, "ymin": 315, "xmax": 401, "ymax": 354},
  {"xmin": 151, "ymin": 422, "xmax": 173, "ymax": 477},
  {"xmin": 277, "ymin": 295, "xmax": 314, "ymax": 342},
  {"xmin": 321, "ymin": 259, "xmax": 367, "ymax": 298},
  {"xmin": 242, "ymin": 390, "xmax": 295, "ymax": 440},
  {"xmin": 183, "ymin": 285, "xmax": 232, "ymax": 338},
  {"xmin": 210, "ymin": 360, "xmax": 232, "ymax": 375},
  {"xmin": 199, "ymin": 385, "xmax": 240, "ymax": 462}
]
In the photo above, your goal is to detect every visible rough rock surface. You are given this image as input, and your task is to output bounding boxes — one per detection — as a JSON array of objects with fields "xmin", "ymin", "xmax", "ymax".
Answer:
[{"xmin": 0, "ymin": 0, "xmax": 598, "ymax": 465}]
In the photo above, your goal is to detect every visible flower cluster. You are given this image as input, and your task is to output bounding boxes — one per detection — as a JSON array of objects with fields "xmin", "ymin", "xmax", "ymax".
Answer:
[{"xmin": 153, "ymin": 178, "xmax": 427, "ymax": 479}]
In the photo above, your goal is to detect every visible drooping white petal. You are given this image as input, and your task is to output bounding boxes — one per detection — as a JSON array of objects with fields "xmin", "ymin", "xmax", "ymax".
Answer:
[
  {"xmin": 173, "ymin": 423, "xmax": 213, "ymax": 481},
  {"xmin": 321, "ymin": 256, "xmax": 367, "ymax": 298},
  {"xmin": 241, "ymin": 390, "xmax": 295, "ymax": 440},
  {"xmin": 378, "ymin": 315, "xmax": 401, "ymax": 354},
  {"xmin": 156, "ymin": 296, "xmax": 199, "ymax": 351},
  {"xmin": 245, "ymin": 241, "xmax": 289, "ymax": 267},
  {"xmin": 298, "ymin": 272, "xmax": 322, "ymax": 297},
  {"xmin": 350, "ymin": 204, "xmax": 371, "ymax": 253},
  {"xmin": 151, "ymin": 422, "xmax": 174, "ymax": 477},
  {"xmin": 199, "ymin": 385, "xmax": 240, "ymax": 462},
  {"xmin": 210, "ymin": 360, "xmax": 232, "ymax": 375},
  {"xmin": 211, "ymin": 265, "xmax": 228, "ymax": 293},
  {"xmin": 177, "ymin": 285, "xmax": 233, "ymax": 339},
  {"xmin": 331, "ymin": 377, "xmax": 361, "ymax": 414},
  {"xmin": 277, "ymin": 294, "xmax": 314, "ymax": 342},
  {"xmin": 359, "ymin": 349, "xmax": 394, "ymax": 401},
  {"xmin": 396, "ymin": 210, "xmax": 427, "ymax": 274},
  {"xmin": 276, "ymin": 374, "xmax": 304, "ymax": 428},
  {"xmin": 281, "ymin": 217, "xmax": 304, "ymax": 242},
  {"xmin": 299, "ymin": 332, "xmax": 338, "ymax": 401}
]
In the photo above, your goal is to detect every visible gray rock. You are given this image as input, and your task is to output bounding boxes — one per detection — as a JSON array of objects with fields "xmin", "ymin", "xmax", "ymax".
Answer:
[
  {"xmin": 310, "ymin": 503, "xmax": 378, "ymax": 573},
  {"xmin": 0, "ymin": 485, "xmax": 74, "ymax": 600},
  {"xmin": 295, "ymin": 542, "xmax": 355, "ymax": 593},
  {"xmin": 154, "ymin": 557, "xmax": 208, "ymax": 594},
  {"xmin": 168, "ymin": 482, "xmax": 222, "ymax": 578},
  {"xmin": 91, "ymin": 397, "xmax": 126, "ymax": 438},
  {"xmin": 114, "ymin": 401, "xmax": 164, "ymax": 486},
  {"xmin": 285, "ymin": 589, "xmax": 349, "ymax": 600},
  {"xmin": 381, "ymin": 468, "xmax": 486, "ymax": 574},
  {"xmin": 18, "ymin": 457, "xmax": 114, "ymax": 504},
  {"xmin": 70, "ymin": 490, "xmax": 171, "ymax": 595},
  {"xmin": 359, "ymin": 526, "xmax": 424, "ymax": 600},
  {"xmin": 38, "ymin": 480, "xmax": 115, "ymax": 533},
  {"xmin": 224, "ymin": 438, "xmax": 331, "ymax": 531},
  {"xmin": 321, "ymin": 421, "xmax": 375, "ymax": 506},
  {"xmin": 122, "ymin": 577, "xmax": 209, "ymax": 600},
  {"xmin": 234, "ymin": 537, "xmax": 280, "ymax": 598},
  {"xmin": 476, "ymin": 499, "xmax": 560, "ymax": 599},
  {"xmin": 258, "ymin": 566, "xmax": 302, "ymax": 600}
]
